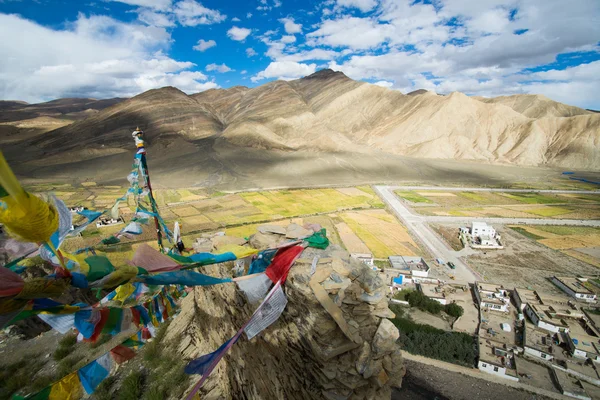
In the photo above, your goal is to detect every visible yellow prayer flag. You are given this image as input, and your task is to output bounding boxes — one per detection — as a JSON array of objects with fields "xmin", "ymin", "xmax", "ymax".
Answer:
[{"xmin": 49, "ymin": 372, "xmax": 83, "ymax": 400}]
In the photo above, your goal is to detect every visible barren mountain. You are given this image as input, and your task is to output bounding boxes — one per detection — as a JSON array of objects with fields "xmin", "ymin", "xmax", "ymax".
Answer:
[{"xmin": 2, "ymin": 69, "xmax": 599, "ymax": 188}]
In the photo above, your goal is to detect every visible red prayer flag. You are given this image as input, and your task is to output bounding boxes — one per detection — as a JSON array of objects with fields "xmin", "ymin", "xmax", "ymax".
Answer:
[
  {"xmin": 141, "ymin": 327, "xmax": 152, "ymax": 340},
  {"xmin": 265, "ymin": 245, "xmax": 304, "ymax": 284},
  {"xmin": 131, "ymin": 307, "xmax": 141, "ymax": 327},
  {"xmin": 110, "ymin": 345, "xmax": 136, "ymax": 364},
  {"xmin": 85, "ymin": 308, "xmax": 109, "ymax": 343}
]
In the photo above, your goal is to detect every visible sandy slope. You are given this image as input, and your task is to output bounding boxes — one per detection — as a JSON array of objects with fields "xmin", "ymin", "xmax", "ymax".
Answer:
[{"xmin": 1, "ymin": 69, "xmax": 599, "ymax": 188}]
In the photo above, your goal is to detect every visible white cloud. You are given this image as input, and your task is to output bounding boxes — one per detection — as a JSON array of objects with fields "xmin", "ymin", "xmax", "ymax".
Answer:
[
  {"xmin": 137, "ymin": 9, "xmax": 175, "ymax": 27},
  {"xmin": 206, "ymin": 63, "xmax": 234, "ymax": 73},
  {"xmin": 280, "ymin": 35, "xmax": 296, "ymax": 44},
  {"xmin": 252, "ymin": 61, "xmax": 316, "ymax": 82},
  {"xmin": 247, "ymin": 12, "xmax": 253, "ymax": 18},
  {"xmin": 279, "ymin": 17, "xmax": 302, "ymax": 34},
  {"xmin": 307, "ymin": 17, "xmax": 394, "ymax": 49},
  {"xmin": 241, "ymin": 70, "xmax": 247, "ymax": 74},
  {"xmin": 275, "ymin": 48, "xmax": 339, "ymax": 62},
  {"xmin": 335, "ymin": 0, "xmax": 377, "ymax": 13},
  {"xmin": 246, "ymin": 48, "xmax": 257, "ymax": 57},
  {"xmin": 232, "ymin": 17, "xmax": 241, "ymax": 22},
  {"xmin": 257, "ymin": 0, "xmax": 281, "ymax": 11},
  {"xmin": 193, "ymin": 39, "xmax": 216, "ymax": 51},
  {"xmin": 227, "ymin": 26, "xmax": 251, "ymax": 41},
  {"xmin": 0, "ymin": 13, "xmax": 217, "ymax": 101},
  {"xmin": 173, "ymin": 0, "xmax": 226, "ymax": 26},
  {"xmin": 373, "ymin": 80, "xmax": 393, "ymax": 88},
  {"xmin": 108, "ymin": 0, "xmax": 171, "ymax": 10}
]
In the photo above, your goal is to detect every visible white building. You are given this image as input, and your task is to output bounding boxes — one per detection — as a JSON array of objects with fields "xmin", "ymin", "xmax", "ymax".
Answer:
[
  {"xmin": 471, "ymin": 222, "xmax": 496, "ymax": 239},
  {"xmin": 388, "ymin": 256, "xmax": 430, "ymax": 278},
  {"xmin": 523, "ymin": 323, "xmax": 555, "ymax": 362},
  {"xmin": 551, "ymin": 277, "xmax": 598, "ymax": 303},
  {"xmin": 474, "ymin": 282, "xmax": 511, "ymax": 312},
  {"xmin": 350, "ymin": 253, "xmax": 374, "ymax": 267}
]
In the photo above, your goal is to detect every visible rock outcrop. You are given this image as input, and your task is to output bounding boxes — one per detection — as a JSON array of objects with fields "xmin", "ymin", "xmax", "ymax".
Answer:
[{"xmin": 162, "ymin": 244, "xmax": 404, "ymax": 399}]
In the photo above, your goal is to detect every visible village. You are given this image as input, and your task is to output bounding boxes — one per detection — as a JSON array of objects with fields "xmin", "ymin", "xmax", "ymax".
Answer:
[{"xmin": 378, "ymin": 219, "xmax": 600, "ymax": 399}]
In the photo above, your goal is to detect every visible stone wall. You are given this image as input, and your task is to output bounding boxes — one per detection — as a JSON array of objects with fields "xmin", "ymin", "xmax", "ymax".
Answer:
[{"xmin": 163, "ymin": 244, "xmax": 405, "ymax": 399}]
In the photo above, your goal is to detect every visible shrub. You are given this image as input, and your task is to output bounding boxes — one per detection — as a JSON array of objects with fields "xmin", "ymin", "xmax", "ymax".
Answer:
[
  {"xmin": 57, "ymin": 357, "xmax": 77, "ymax": 377},
  {"xmin": 390, "ymin": 315, "xmax": 476, "ymax": 367},
  {"xmin": 405, "ymin": 291, "xmax": 443, "ymax": 314},
  {"xmin": 445, "ymin": 303, "xmax": 464, "ymax": 318},
  {"xmin": 119, "ymin": 371, "xmax": 145, "ymax": 400},
  {"xmin": 53, "ymin": 346, "xmax": 72, "ymax": 361}
]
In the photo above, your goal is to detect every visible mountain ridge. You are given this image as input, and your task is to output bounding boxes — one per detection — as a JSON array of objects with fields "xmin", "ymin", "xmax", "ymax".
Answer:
[{"xmin": 1, "ymin": 69, "xmax": 599, "ymax": 188}]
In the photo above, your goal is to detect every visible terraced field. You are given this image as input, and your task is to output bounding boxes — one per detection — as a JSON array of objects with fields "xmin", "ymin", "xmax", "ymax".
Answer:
[
  {"xmin": 509, "ymin": 225, "xmax": 600, "ymax": 268},
  {"xmin": 399, "ymin": 190, "xmax": 600, "ymax": 220}
]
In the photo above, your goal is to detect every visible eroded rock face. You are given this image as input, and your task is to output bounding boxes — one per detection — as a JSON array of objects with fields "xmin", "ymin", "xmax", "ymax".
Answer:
[{"xmin": 163, "ymin": 245, "xmax": 405, "ymax": 399}]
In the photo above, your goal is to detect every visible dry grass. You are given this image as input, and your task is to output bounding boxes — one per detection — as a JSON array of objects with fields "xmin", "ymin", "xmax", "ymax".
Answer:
[
  {"xmin": 335, "ymin": 221, "xmax": 371, "ymax": 254},
  {"xmin": 339, "ymin": 210, "xmax": 420, "ymax": 258}
]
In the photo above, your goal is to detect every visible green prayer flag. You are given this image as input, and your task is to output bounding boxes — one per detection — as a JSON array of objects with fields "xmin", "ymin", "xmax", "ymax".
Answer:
[
  {"xmin": 84, "ymin": 256, "xmax": 116, "ymax": 282},
  {"xmin": 101, "ymin": 308, "xmax": 122, "ymax": 334},
  {"xmin": 305, "ymin": 229, "xmax": 330, "ymax": 250}
]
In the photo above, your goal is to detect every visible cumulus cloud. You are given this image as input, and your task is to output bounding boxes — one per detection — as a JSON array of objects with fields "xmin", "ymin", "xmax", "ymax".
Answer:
[
  {"xmin": 307, "ymin": 17, "xmax": 394, "ymax": 49},
  {"xmin": 246, "ymin": 12, "xmax": 253, "ymax": 18},
  {"xmin": 137, "ymin": 9, "xmax": 176, "ymax": 26},
  {"xmin": 108, "ymin": 0, "xmax": 172, "ymax": 10},
  {"xmin": 373, "ymin": 80, "xmax": 394, "ymax": 88},
  {"xmin": 232, "ymin": 17, "xmax": 241, "ymax": 21},
  {"xmin": 306, "ymin": 0, "xmax": 600, "ymax": 108},
  {"xmin": 251, "ymin": 61, "xmax": 316, "ymax": 82},
  {"xmin": 193, "ymin": 39, "xmax": 216, "ymax": 51},
  {"xmin": 335, "ymin": 0, "xmax": 377, "ymax": 13},
  {"xmin": 227, "ymin": 26, "xmax": 251, "ymax": 41},
  {"xmin": 206, "ymin": 63, "xmax": 234, "ymax": 73},
  {"xmin": 0, "ymin": 13, "xmax": 217, "ymax": 102},
  {"xmin": 246, "ymin": 48, "xmax": 257, "ymax": 57},
  {"xmin": 173, "ymin": 0, "xmax": 226, "ymax": 26},
  {"xmin": 280, "ymin": 35, "xmax": 296, "ymax": 44},
  {"xmin": 279, "ymin": 17, "xmax": 302, "ymax": 34},
  {"xmin": 241, "ymin": 70, "xmax": 247, "ymax": 74}
]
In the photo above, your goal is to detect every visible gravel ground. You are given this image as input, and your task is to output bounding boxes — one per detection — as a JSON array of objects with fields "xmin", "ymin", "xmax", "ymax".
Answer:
[{"xmin": 393, "ymin": 359, "xmax": 556, "ymax": 400}]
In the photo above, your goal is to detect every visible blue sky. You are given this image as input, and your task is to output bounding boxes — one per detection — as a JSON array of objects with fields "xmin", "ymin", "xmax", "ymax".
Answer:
[{"xmin": 1, "ymin": 0, "xmax": 599, "ymax": 108}]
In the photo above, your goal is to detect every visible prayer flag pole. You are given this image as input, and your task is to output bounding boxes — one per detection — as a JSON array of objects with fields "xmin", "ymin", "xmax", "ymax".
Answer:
[{"xmin": 132, "ymin": 128, "xmax": 164, "ymax": 253}]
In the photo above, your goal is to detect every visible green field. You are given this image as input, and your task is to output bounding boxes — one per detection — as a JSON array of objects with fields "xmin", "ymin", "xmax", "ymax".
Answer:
[
  {"xmin": 394, "ymin": 191, "xmax": 433, "ymax": 204},
  {"xmin": 499, "ymin": 193, "xmax": 566, "ymax": 204}
]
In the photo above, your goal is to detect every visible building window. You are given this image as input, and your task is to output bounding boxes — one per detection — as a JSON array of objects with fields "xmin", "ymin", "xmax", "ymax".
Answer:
[
  {"xmin": 493, "ymin": 367, "xmax": 499, "ymax": 372},
  {"xmin": 541, "ymin": 354, "xmax": 547, "ymax": 359},
  {"xmin": 481, "ymin": 363, "xmax": 487, "ymax": 368}
]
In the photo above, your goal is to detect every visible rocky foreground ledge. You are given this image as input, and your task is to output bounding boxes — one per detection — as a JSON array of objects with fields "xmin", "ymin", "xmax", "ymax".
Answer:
[{"xmin": 163, "ymin": 238, "xmax": 405, "ymax": 399}]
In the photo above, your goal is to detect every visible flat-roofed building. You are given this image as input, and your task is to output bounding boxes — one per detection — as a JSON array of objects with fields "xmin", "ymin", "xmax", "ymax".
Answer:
[
  {"xmin": 563, "ymin": 320, "xmax": 600, "ymax": 363},
  {"xmin": 350, "ymin": 253, "xmax": 374, "ymax": 267},
  {"xmin": 471, "ymin": 222, "xmax": 496, "ymax": 239},
  {"xmin": 551, "ymin": 276, "xmax": 597, "ymax": 303},
  {"xmin": 388, "ymin": 256, "xmax": 430, "ymax": 278},
  {"xmin": 474, "ymin": 282, "xmax": 511, "ymax": 312},
  {"xmin": 523, "ymin": 322, "xmax": 555, "ymax": 362}
]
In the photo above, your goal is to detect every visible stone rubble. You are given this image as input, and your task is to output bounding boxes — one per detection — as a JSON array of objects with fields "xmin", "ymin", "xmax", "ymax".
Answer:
[{"xmin": 162, "ymin": 227, "xmax": 405, "ymax": 400}]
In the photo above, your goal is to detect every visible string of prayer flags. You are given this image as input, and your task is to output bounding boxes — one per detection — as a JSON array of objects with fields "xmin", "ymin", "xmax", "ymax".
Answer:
[
  {"xmin": 130, "ymin": 244, "xmax": 181, "ymax": 273},
  {"xmin": 265, "ymin": 245, "xmax": 305, "ymax": 284},
  {"xmin": 0, "ymin": 266, "xmax": 24, "ymax": 297},
  {"xmin": 138, "ymin": 271, "xmax": 232, "ymax": 286},
  {"xmin": 184, "ymin": 281, "xmax": 287, "ymax": 399},
  {"xmin": 78, "ymin": 353, "xmax": 112, "ymax": 395},
  {"xmin": 235, "ymin": 273, "xmax": 272, "ymax": 304},
  {"xmin": 248, "ymin": 249, "xmax": 277, "ymax": 275}
]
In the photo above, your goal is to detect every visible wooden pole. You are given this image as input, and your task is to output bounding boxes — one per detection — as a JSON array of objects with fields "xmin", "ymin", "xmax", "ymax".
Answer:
[{"xmin": 133, "ymin": 128, "xmax": 164, "ymax": 253}]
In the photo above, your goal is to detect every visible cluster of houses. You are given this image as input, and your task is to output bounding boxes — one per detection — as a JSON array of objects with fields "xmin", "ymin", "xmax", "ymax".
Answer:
[
  {"xmin": 380, "ymin": 258, "xmax": 600, "ymax": 398},
  {"xmin": 471, "ymin": 277, "xmax": 600, "ymax": 398}
]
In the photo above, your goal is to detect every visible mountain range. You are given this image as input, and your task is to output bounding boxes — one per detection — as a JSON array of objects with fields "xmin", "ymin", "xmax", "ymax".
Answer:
[{"xmin": 1, "ymin": 69, "xmax": 598, "ymax": 189}]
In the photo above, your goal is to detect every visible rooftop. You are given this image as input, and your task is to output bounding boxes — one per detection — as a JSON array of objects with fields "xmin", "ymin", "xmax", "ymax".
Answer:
[
  {"xmin": 472, "ymin": 221, "xmax": 491, "ymax": 229},
  {"xmin": 480, "ymin": 308, "xmax": 517, "ymax": 346},
  {"xmin": 565, "ymin": 320, "xmax": 600, "ymax": 354},
  {"xmin": 524, "ymin": 322, "xmax": 555, "ymax": 354},
  {"xmin": 477, "ymin": 282, "xmax": 508, "ymax": 294},
  {"xmin": 554, "ymin": 276, "xmax": 596, "ymax": 296},
  {"xmin": 388, "ymin": 255, "xmax": 429, "ymax": 272}
]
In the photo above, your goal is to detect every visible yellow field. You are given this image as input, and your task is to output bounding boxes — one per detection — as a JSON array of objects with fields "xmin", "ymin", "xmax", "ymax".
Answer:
[
  {"xmin": 338, "ymin": 210, "xmax": 420, "ymax": 258},
  {"xmin": 335, "ymin": 221, "xmax": 371, "ymax": 254},
  {"xmin": 511, "ymin": 225, "xmax": 600, "ymax": 268},
  {"xmin": 417, "ymin": 192, "xmax": 456, "ymax": 197}
]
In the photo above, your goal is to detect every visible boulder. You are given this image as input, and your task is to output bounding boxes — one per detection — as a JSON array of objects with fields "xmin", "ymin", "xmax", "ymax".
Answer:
[
  {"xmin": 258, "ymin": 224, "xmax": 286, "ymax": 235},
  {"xmin": 212, "ymin": 235, "xmax": 247, "ymax": 249},
  {"xmin": 249, "ymin": 231, "xmax": 282, "ymax": 249},
  {"xmin": 372, "ymin": 319, "xmax": 400, "ymax": 357},
  {"xmin": 286, "ymin": 223, "xmax": 313, "ymax": 239},
  {"xmin": 193, "ymin": 238, "xmax": 213, "ymax": 253}
]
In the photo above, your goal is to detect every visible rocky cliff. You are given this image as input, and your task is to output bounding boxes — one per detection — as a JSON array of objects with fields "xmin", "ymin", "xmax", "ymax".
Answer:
[{"xmin": 163, "ymin": 244, "xmax": 405, "ymax": 399}]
